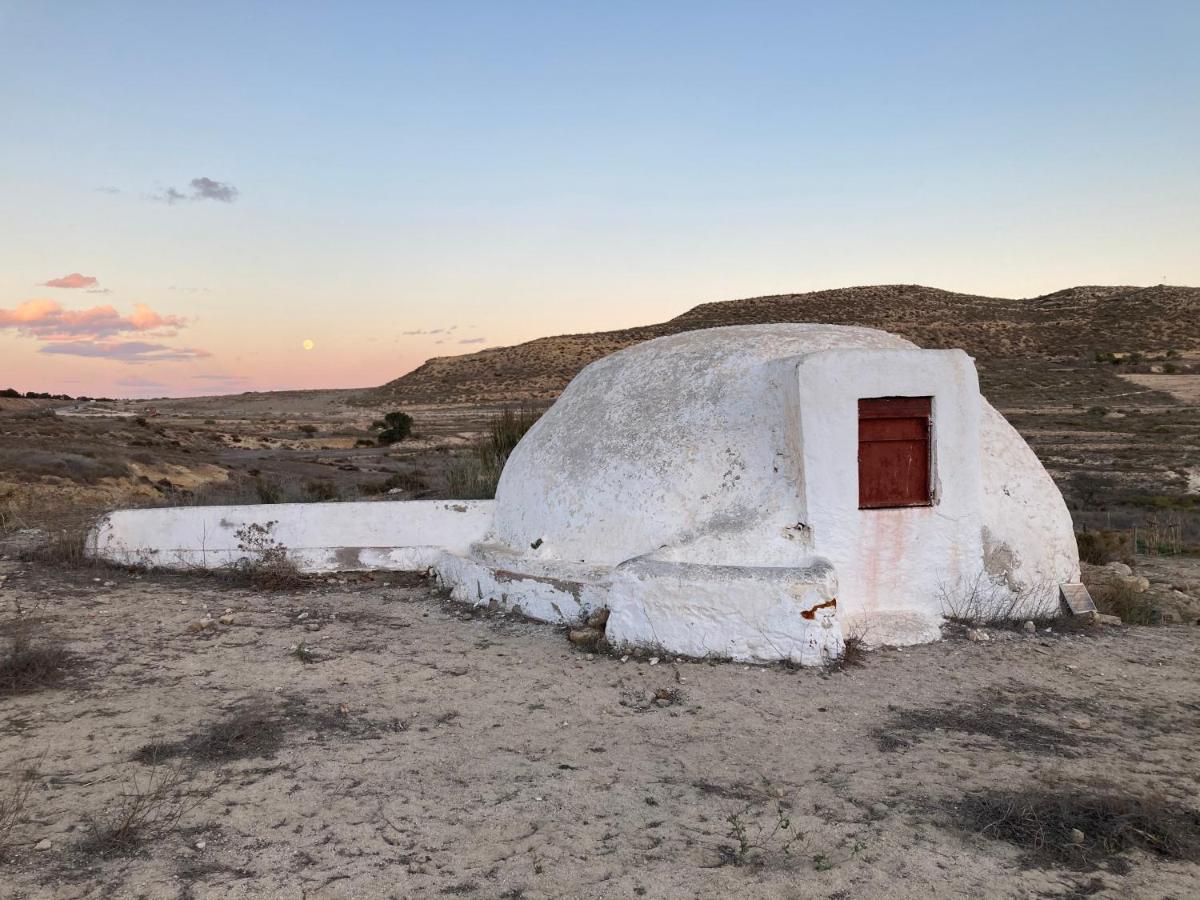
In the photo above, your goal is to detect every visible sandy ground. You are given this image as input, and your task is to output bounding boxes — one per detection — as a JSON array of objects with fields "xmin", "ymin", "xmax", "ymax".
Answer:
[{"xmin": 1, "ymin": 553, "xmax": 1199, "ymax": 900}]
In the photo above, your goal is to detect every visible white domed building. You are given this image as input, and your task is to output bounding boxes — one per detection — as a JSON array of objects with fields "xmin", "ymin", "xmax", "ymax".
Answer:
[
  {"xmin": 91, "ymin": 324, "xmax": 1081, "ymax": 665},
  {"xmin": 437, "ymin": 324, "xmax": 1079, "ymax": 662}
]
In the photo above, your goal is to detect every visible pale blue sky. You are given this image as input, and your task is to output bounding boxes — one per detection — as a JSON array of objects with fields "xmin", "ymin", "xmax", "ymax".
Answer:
[{"xmin": 1, "ymin": 1, "xmax": 1197, "ymax": 395}]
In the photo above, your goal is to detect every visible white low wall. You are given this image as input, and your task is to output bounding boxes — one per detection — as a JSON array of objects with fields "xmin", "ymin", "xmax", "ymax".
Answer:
[
  {"xmin": 89, "ymin": 501, "xmax": 495, "ymax": 573},
  {"xmin": 606, "ymin": 557, "xmax": 843, "ymax": 664}
]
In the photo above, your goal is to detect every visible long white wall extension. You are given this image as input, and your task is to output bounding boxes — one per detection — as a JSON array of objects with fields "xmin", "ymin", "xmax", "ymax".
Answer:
[{"xmin": 89, "ymin": 500, "xmax": 495, "ymax": 573}]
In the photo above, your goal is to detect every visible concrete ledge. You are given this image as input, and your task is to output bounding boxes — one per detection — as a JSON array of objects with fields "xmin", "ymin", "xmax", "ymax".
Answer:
[
  {"xmin": 434, "ymin": 552, "xmax": 607, "ymax": 623},
  {"xmin": 605, "ymin": 557, "xmax": 843, "ymax": 664},
  {"xmin": 89, "ymin": 500, "xmax": 494, "ymax": 573}
]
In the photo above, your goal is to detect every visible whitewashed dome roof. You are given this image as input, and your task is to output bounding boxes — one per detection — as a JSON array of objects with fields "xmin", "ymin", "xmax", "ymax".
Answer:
[{"xmin": 491, "ymin": 324, "xmax": 918, "ymax": 567}]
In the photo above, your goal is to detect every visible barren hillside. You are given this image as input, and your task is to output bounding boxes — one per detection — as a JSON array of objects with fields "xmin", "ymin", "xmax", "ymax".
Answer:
[{"xmin": 370, "ymin": 284, "xmax": 1200, "ymax": 405}]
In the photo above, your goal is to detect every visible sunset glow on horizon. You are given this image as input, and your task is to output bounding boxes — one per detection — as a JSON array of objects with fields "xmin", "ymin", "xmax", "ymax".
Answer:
[{"xmin": 2, "ymin": 2, "xmax": 1198, "ymax": 399}]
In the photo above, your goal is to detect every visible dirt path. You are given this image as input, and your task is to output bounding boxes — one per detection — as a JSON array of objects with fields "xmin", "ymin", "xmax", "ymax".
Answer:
[{"xmin": 1, "ymin": 557, "xmax": 1198, "ymax": 899}]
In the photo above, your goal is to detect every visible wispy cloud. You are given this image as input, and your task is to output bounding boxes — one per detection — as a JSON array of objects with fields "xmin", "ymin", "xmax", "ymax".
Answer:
[
  {"xmin": 154, "ymin": 176, "xmax": 239, "ymax": 205},
  {"xmin": 458, "ymin": 337, "xmax": 486, "ymax": 345},
  {"xmin": 40, "ymin": 341, "xmax": 210, "ymax": 363},
  {"xmin": 95, "ymin": 186, "xmax": 121, "ymax": 195},
  {"xmin": 402, "ymin": 324, "xmax": 459, "ymax": 336},
  {"xmin": 0, "ymin": 298, "xmax": 204, "ymax": 364},
  {"xmin": 192, "ymin": 374, "xmax": 248, "ymax": 385},
  {"xmin": 117, "ymin": 375, "xmax": 168, "ymax": 389},
  {"xmin": 41, "ymin": 272, "xmax": 98, "ymax": 289},
  {"xmin": 190, "ymin": 177, "xmax": 237, "ymax": 202}
]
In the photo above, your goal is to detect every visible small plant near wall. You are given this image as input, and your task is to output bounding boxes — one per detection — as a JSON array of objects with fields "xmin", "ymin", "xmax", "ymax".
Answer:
[
  {"xmin": 231, "ymin": 521, "xmax": 302, "ymax": 589},
  {"xmin": 372, "ymin": 411, "xmax": 414, "ymax": 445}
]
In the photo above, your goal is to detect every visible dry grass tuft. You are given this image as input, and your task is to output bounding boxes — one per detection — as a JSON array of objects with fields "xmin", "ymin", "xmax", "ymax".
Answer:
[
  {"xmin": 0, "ymin": 756, "xmax": 42, "ymax": 859},
  {"xmin": 445, "ymin": 407, "xmax": 540, "ymax": 499},
  {"xmin": 79, "ymin": 761, "xmax": 212, "ymax": 857},
  {"xmin": 955, "ymin": 786, "xmax": 1200, "ymax": 870},
  {"xmin": 828, "ymin": 634, "xmax": 868, "ymax": 672},
  {"xmin": 1076, "ymin": 530, "xmax": 1135, "ymax": 566},
  {"xmin": 0, "ymin": 601, "xmax": 73, "ymax": 696},
  {"xmin": 1089, "ymin": 579, "xmax": 1159, "ymax": 626},
  {"xmin": 134, "ymin": 707, "xmax": 286, "ymax": 764}
]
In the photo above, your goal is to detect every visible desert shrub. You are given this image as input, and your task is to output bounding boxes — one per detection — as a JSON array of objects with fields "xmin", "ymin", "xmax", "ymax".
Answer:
[
  {"xmin": 721, "ymin": 779, "xmax": 806, "ymax": 866},
  {"xmin": 827, "ymin": 634, "xmax": 868, "ymax": 672},
  {"xmin": 359, "ymin": 471, "xmax": 427, "ymax": 496},
  {"xmin": 0, "ymin": 755, "xmax": 42, "ymax": 858},
  {"xmin": 79, "ymin": 761, "xmax": 210, "ymax": 857},
  {"xmin": 1076, "ymin": 530, "xmax": 1133, "ymax": 565},
  {"xmin": 939, "ymin": 571, "xmax": 1057, "ymax": 626},
  {"xmin": 1089, "ymin": 578, "xmax": 1157, "ymax": 625},
  {"xmin": 0, "ymin": 496, "xmax": 25, "ymax": 534},
  {"xmin": 372, "ymin": 411, "xmax": 414, "ymax": 445},
  {"xmin": 303, "ymin": 479, "xmax": 339, "ymax": 502},
  {"xmin": 354, "ymin": 438, "xmax": 375, "ymax": 448},
  {"xmin": 955, "ymin": 785, "xmax": 1200, "ymax": 870},
  {"xmin": 0, "ymin": 448, "xmax": 128, "ymax": 483},
  {"xmin": 24, "ymin": 524, "xmax": 96, "ymax": 569},
  {"xmin": 229, "ymin": 521, "xmax": 303, "ymax": 590},
  {"xmin": 0, "ymin": 599, "xmax": 72, "ymax": 695},
  {"xmin": 254, "ymin": 476, "xmax": 285, "ymax": 504},
  {"xmin": 0, "ymin": 388, "xmax": 20, "ymax": 398},
  {"xmin": 298, "ymin": 424, "xmax": 318, "ymax": 436},
  {"xmin": 1086, "ymin": 405, "xmax": 1110, "ymax": 416},
  {"xmin": 445, "ymin": 408, "xmax": 540, "ymax": 500}
]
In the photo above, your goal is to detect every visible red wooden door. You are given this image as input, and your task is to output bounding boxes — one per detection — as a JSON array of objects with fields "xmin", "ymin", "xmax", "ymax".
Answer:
[{"xmin": 858, "ymin": 397, "xmax": 932, "ymax": 509}]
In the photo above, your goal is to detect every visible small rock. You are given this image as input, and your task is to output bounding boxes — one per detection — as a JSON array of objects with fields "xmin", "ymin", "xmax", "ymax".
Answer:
[
  {"xmin": 194, "ymin": 840, "xmax": 206, "ymax": 850},
  {"xmin": 966, "ymin": 629, "xmax": 990, "ymax": 642},
  {"xmin": 586, "ymin": 608, "xmax": 610, "ymax": 629},
  {"xmin": 649, "ymin": 657, "xmax": 660, "ymax": 666},
  {"xmin": 1070, "ymin": 828, "xmax": 1085, "ymax": 844},
  {"xmin": 870, "ymin": 803, "xmax": 889, "ymax": 819},
  {"xmin": 35, "ymin": 838, "xmax": 52, "ymax": 851},
  {"xmin": 218, "ymin": 614, "xmax": 235, "ymax": 625},
  {"xmin": 1095, "ymin": 613, "xmax": 1122, "ymax": 627},
  {"xmin": 102, "ymin": 580, "xmax": 116, "ymax": 588},
  {"xmin": 620, "ymin": 655, "xmax": 629, "ymax": 663},
  {"xmin": 1104, "ymin": 562, "xmax": 1133, "ymax": 577},
  {"xmin": 1022, "ymin": 620, "xmax": 1036, "ymax": 634},
  {"xmin": 568, "ymin": 627, "xmax": 602, "ymax": 648},
  {"xmin": 1070, "ymin": 716, "xmax": 1091, "ymax": 730},
  {"xmin": 304, "ymin": 622, "xmax": 321, "ymax": 632},
  {"xmin": 187, "ymin": 619, "xmax": 208, "ymax": 633}
]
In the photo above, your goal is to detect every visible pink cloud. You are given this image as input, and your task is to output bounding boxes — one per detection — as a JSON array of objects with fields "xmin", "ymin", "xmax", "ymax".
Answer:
[
  {"xmin": 39, "ymin": 341, "xmax": 210, "ymax": 363},
  {"xmin": 41, "ymin": 273, "xmax": 98, "ymax": 289},
  {"xmin": 0, "ymin": 299, "xmax": 188, "ymax": 342},
  {"xmin": 0, "ymin": 298, "xmax": 203, "ymax": 364}
]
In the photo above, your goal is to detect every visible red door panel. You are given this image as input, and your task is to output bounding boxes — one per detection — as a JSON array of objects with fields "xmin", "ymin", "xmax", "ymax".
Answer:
[{"xmin": 858, "ymin": 397, "xmax": 932, "ymax": 509}]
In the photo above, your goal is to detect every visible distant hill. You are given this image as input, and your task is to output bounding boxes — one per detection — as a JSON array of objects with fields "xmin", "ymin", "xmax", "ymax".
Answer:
[{"xmin": 370, "ymin": 284, "xmax": 1200, "ymax": 406}]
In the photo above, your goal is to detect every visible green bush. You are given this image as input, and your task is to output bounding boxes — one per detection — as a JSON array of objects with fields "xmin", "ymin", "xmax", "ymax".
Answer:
[
  {"xmin": 445, "ymin": 408, "xmax": 540, "ymax": 500},
  {"xmin": 372, "ymin": 411, "xmax": 414, "ymax": 445}
]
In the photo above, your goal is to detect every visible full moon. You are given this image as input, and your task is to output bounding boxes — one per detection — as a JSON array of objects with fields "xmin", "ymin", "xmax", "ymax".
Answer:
[{"xmin": 302, "ymin": 339, "xmax": 315, "ymax": 351}]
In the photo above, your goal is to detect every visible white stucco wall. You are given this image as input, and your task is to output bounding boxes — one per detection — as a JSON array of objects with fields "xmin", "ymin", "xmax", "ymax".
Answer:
[
  {"xmin": 794, "ymin": 348, "xmax": 983, "ymax": 645},
  {"xmin": 606, "ymin": 558, "xmax": 842, "ymax": 665},
  {"xmin": 491, "ymin": 325, "xmax": 916, "ymax": 570},
  {"xmin": 89, "ymin": 500, "xmax": 494, "ymax": 573},
  {"xmin": 978, "ymin": 403, "xmax": 1080, "ymax": 610}
]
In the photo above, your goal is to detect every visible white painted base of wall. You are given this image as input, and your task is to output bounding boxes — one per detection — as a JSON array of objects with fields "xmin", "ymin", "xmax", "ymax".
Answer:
[
  {"xmin": 89, "ymin": 501, "xmax": 495, "ymax": 572},
  {"xmin": 87, "ymin": 500, "xmax": 926, "ymax": 665}
]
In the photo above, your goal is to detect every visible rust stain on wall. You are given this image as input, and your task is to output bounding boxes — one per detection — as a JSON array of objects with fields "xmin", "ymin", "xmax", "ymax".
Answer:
[{"xmin": 801, "ymin": 597, "xmax": 837, "ymax": 620}]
